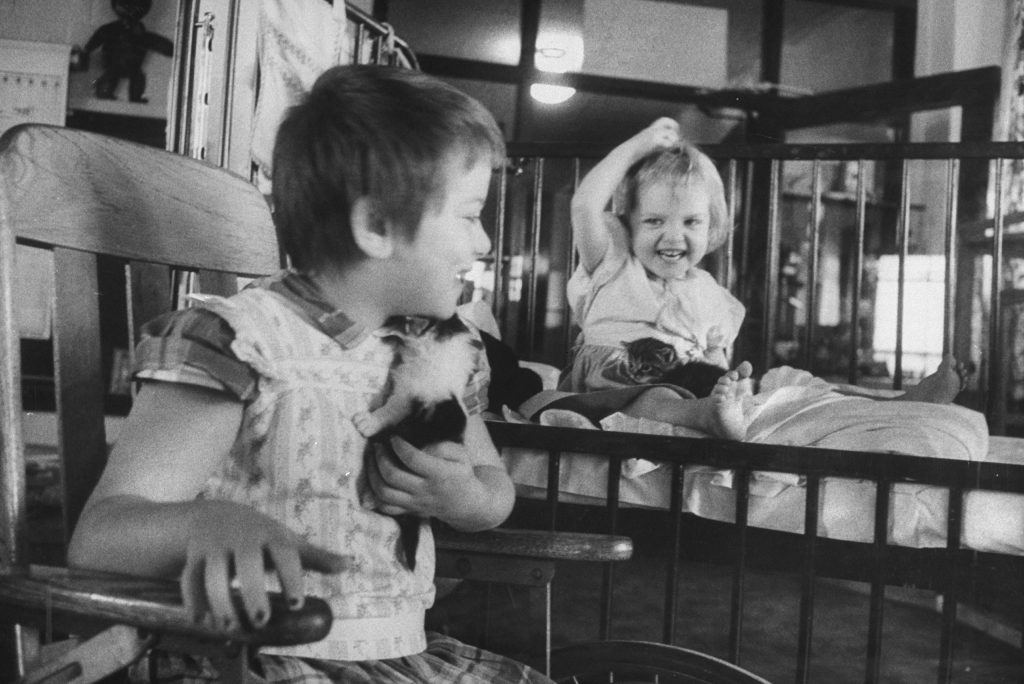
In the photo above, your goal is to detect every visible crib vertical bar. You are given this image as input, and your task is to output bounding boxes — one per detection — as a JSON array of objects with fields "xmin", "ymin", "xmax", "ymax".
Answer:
[
  {"xmin": 893, "ymin": 160, "xmax": 911, "ymax": 391},
  {"xmin": 723, "ymin": 160, "xmax": 738, "ymax": 293},
  {"xmin": 526, "ymin": 159, "xmax": 544, "ymax": 360},
  {"xmin": 353, "ymin": 23, "xmax": 367, "ymax": 65},
  {"xmin": 563, "ymin": 158, "xmax": 581, "ymax": 355},
  {"xmin": 942, "ymin": 159, "xmax": 960, "ymax": 355},
  {"xmin": 493, "ymin": 161, "xmax": 509, "ymax": 337},
  {"xmin": 762, "ymin": 161, "xmax": 782, "ymax": 373},
  {"xmin": 545, "ymin": 451, "xmax": 562, "ymax": 530},
  {"xmin": 599, "ymin": 457, "xmax": 623, "ymax": 641},
  {"xmin": 795, "ymin": 473, "xmax": 821, "ymax": 684},
  {"xmin": 662, "ymin": 461, "xmax": 685, "ymax": 645},
  {"xmin": 729, "ymin": 469, "xmax": 751, "ymax": 665},
  {"xmin": 988, "ymin": 159, "xmax": 1006, "ymax": 430},
  {"xmin": 865, "ymin": 477, "xmax": 891, "ymax": 684},
  {"xmin": 737, "ymin": 160, "xmax": 755, "ymax": 300},
  {"xmin": 937, "ymin": 486, "xmax": 965, "ymax": 684},
  {"xmin": 848, "ymin": 160, "xmax": 868, "ymax": 385},
  {"xmin": 803, "ymin": 160, "xmax": 823, "ymax": 371}
]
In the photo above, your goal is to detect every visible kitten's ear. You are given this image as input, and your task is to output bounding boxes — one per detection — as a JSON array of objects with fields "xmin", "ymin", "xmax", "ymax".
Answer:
[{"xmin": 350, "ymin": 196, "xmax": 394, "ymax": 259}]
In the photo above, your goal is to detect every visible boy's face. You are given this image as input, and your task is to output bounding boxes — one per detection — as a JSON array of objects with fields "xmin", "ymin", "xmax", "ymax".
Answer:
[
  {"xmin": 391, "ymin": 154, "xmax": 493, "ymax": 319},
  {"xmin": 628, "ymin": 179, "xmax": 710, "ymax": 281}
]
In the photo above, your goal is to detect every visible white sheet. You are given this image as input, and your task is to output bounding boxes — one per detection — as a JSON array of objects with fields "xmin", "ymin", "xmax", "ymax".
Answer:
[{"xmin": 502, "ymin": 367, "xmax": 1024, "ymax": 555}]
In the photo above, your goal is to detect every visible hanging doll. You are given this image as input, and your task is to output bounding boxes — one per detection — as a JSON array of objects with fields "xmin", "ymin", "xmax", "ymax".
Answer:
[{"xmin": 78, "ymin": 0, "xmax": 174, "ymax": 103}]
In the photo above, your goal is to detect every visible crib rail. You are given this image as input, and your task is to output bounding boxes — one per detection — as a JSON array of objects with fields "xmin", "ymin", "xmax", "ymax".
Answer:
[
  {"xmin": 488, "ymin": 419, "xmax": 1024, "ymax": 684},
  {"xmin": 484, "ymin": 140, "xmax": 1024, "ymax": 433}
]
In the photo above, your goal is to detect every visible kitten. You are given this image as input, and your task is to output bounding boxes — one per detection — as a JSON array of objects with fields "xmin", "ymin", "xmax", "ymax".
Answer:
[
  {"xmin": 353, "ymin": 314, "xmax": 482, "ymax": 569},
  {"xmin": 622, "ymin": 337, "xmax": 728, "ymax": 398}
]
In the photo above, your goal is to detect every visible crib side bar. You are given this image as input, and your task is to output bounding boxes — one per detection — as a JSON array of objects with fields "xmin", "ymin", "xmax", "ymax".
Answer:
[
  {"xmin": 865, "ymin": 477, "xmax": 892, "ymax": 684},
  {"xmin": 600, "ymin": 458, "xmax": 623, "ymax": 640},
  {"xmin": 937, "ymin": 485, "xmax": 966, "ymax": 684},
  {"xmin": 848, "ymin": 160, "xmax": 868, "ymax": 386},
  {"xmin": 729, "ymin": 469, "xmax": 752, "ymax": 665},
  {"xmin": 762, "ymin": 160, "xmax": 782, "ymax": 373},
  {"xmin": 942, "ymin": 159, "xmax": 960, "ymax": 356},
  {"xmin": 988, "ymin": 159, "xmax": 1006, "ymax": 431},
  {"xmin": 661, "ymin": 461, "xmax": 686, "ymax": 645},
  {"xmin": 795, "ymin": 473, "xmax": 821, "ymax": 684},
  {"xmin": 802, "ymin": 161, "xmax": 823, "ymax": 371},
  {"xmin": 893, "ymin": 160, "xmax": 911, "ymax": 390}
]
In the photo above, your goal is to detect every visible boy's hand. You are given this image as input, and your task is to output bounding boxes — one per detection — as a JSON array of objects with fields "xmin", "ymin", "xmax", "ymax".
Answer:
[
  {"xmin": 180, "ymin": 501, "xmax": 351, "ymax": 633},
  {"xmin": 367, "ymin": 437, "xmax": 477, "ymax": 520}
]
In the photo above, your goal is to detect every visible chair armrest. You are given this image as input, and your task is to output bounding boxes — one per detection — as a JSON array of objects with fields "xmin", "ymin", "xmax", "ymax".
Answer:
[
  {"xmin": 434, "ymin": 526, "xmax": 633, "ymax": 563},
  {"xmin": 0, "ymin": 565, "xmax": 332, "ymax": 647}
]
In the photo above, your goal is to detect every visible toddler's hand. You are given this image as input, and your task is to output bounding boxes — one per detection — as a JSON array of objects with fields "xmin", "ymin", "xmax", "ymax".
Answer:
[
  {"xmin": 180, "ymin": 501, "xmax": 351, "ymax": 633},
  {"xmin": 706, "ymin": 326, "xmax": 725, "ymax": 351},
  {"xmin": 630, "ymin": 117, "xmax": 681, "ymax": 158}
]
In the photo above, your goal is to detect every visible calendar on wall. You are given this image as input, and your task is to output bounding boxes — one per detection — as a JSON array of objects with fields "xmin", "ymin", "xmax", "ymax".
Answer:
[{"xmin": 0, "ymin": 39, "xmax": 70, "ymax": 340}]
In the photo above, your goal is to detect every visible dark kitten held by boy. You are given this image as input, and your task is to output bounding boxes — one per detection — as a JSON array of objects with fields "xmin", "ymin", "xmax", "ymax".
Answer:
[{"xmin": 353, "ymin": 314, "xmax": 481, "ymax": 569}]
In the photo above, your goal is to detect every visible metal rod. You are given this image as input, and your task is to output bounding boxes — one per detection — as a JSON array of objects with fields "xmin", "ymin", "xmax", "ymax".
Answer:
[
  {"xmin": 795, "ymin": 473, "xmax": 820, "ymax": 684},
  {"xmin": 599, "ymin": 458, "xmax": 622, "ymax": 641},
  {"xmin": 526, "ymin": 158, "xmax": 544, "ymax": 359},
  {"xmin": 865, "ymin": 478, "xmax": 891, "ymax": 684},
  {"xmin": 493, "ymin": 163, "xmax": 509, "ymax": 337},
  {"xmin": 848, "ymin": 160, "xmax": 867, "ymax": 385},
  {"xmin": 937, "ymin": 486, "xmax": 965, "ymax": 684},
  {"xmin": 762, "ymin": 160, "xmax": 782, "ymax": 373},
  {"xmin": 893, "ymin": 160, "xmax": 910, "ymax": 391},
  {"xmin": 729, "ymin": 470, "xmax": 750, "ymax": 665},
  {"xmin": 803, "ymin": 160, "xmax": 822, "ymax": 371},
  {"xmin": 662, "ymin": 462, "xmax": 685, "ymax": 645},
  {"xmin": 943, "ymin": 159, "xmax": 960, "ymax": 355},
  {"xmin": 988, "ymin": 159, "xmax": 1006, "ymax": 429}
]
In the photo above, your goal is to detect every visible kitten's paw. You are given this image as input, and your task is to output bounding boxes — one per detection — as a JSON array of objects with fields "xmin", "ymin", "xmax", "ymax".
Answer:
[{"xmin": 352, "ymin": 411, "xmax": 381, "ymax": 437}]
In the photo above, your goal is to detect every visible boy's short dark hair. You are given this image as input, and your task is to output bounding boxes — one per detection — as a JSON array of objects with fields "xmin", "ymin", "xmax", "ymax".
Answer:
[{"xmin": 271, "ymin": 65, "xmax": 506, "ymax": 271}]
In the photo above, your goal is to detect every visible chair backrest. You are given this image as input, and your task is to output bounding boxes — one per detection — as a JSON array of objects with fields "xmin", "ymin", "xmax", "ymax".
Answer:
[{"xmin": 0, "ymin": 124, "xmax": 282, "ymax": 569}]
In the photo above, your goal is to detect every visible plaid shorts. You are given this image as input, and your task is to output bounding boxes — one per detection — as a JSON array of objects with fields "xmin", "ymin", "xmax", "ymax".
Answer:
[{"xmin": 133, "ymin": 632, "xmax": 554, "ymax": 684}]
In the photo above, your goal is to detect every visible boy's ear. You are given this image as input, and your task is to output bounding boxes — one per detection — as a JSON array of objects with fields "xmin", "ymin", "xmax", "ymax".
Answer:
[{"xmin": 350, "ymin": 196, "xmax": 394, "ymax": 259}]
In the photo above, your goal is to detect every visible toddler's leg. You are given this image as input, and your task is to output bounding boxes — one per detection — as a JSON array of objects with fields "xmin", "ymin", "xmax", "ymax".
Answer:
[{"xmin": 621, "ymin": 361, "xmax": 753, "ymax": 440}]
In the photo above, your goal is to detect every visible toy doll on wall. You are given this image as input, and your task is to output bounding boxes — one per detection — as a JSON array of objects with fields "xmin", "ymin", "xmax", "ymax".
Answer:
[{"xmin": 78, "ymin": 0, "xmax": 174, "ymax": 103}]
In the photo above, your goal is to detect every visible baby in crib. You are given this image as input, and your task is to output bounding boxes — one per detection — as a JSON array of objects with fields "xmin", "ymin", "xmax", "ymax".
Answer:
[{"xmin": 559, "ymin": 117, "xmax": 745, "ymax": 393}]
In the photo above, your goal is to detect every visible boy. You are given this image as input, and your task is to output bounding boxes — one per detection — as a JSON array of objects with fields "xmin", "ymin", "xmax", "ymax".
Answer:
[{"xmin": 68, "ymin": 65, "xmax": 550, "ymax": 683}]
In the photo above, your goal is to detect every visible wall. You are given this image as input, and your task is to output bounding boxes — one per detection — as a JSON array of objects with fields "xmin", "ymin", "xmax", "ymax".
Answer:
[{"xmin": 0, "ymin": 0, "xmax": 177, "ymax": 120}]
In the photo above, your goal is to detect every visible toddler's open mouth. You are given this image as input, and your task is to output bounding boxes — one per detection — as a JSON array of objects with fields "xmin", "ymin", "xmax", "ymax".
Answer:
[{"xmin": 656, "ymin": 249, "xmax": 687, "ymax": 262}]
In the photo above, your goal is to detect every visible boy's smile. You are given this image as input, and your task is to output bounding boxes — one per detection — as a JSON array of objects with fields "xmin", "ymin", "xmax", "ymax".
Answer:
[
  {"xmin": 392, "ymin": 154, "xmax": 493, "ymax": 319},
  {"xmin": 629, "ymin": 180, "xmax": 711, "ymax": 281}
]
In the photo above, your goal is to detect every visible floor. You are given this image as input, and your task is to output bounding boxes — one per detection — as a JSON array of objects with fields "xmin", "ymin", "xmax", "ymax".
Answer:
[{"xmin": 429, "ymin": 543, "xmax": 1024, "ymax": 684}]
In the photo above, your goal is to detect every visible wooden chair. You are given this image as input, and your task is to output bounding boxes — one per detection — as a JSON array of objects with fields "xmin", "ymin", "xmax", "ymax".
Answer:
[
  {"xmin": 0, "ymin": 124, "xmax": 767, "ymax": 684},
  {"xmin": 0, "ymin": 123, "xmax": 329, "ymax": 683}
]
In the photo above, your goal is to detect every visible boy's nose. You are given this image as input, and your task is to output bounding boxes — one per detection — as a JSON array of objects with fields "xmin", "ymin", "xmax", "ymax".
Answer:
[{"xmin": 471, "ymin": 222, "xmax": 492, "ymax": 257}]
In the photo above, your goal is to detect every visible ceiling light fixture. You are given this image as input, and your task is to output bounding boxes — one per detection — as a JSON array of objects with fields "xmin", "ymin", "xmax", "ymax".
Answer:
[{"xmin": 531, "ymin": 34, "xmax": 583, "ymax": 105}]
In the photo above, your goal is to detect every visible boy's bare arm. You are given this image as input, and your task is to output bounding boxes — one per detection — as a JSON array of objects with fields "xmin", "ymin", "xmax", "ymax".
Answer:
[
  {"xmin": 68, "ymin": 382, "xmax": 349, "ymax": 630},
  {"xmin": 571, "ymin": 117, "xmax": 681, "ymax": 272},
  {"xmin": 367, "ymin": 414, "xmax": 514, "ymax": 531}
]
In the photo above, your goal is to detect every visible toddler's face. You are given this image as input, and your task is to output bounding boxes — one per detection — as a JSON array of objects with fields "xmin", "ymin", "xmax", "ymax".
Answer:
[
  {"xmin": 391, "ymin": 154, "xmax": 493, "ymax": 319},
  {"xmin": 628, "ymin": 179, "xmax": 711, "ymax": 281}
]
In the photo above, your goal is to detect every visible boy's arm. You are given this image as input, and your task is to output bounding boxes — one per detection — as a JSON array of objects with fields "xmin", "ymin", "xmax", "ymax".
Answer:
[
  {"xmin": 571, "ymin": 117, "xmax": 681, "ymax": 273},
  {"xmin": 368, "ymin": 413, "xmax": 515, "ymax": 532},
  {"xmin": 68, "ymin": 382, "xmax": 348, "ymax": 630}
]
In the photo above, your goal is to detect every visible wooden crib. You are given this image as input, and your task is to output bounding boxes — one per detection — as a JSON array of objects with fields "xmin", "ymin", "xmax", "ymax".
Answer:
[{"xmin": 474, "ymin": 140, "xmax": 1024, "ymax": 683}]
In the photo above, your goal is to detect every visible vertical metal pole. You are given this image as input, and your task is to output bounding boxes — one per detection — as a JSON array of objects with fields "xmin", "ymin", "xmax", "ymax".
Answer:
[
  {"xmin": 795, "ymin": 474, "xmax": 820, "ymax": 684},
  {"xmin": 729, "ymin": 470, "xmax": 750, "ymax": 665},
  {"xmin": 526, "ymin": 159, "xmax": 544, "ymax": 359},
  {"xmin": 865, "ymin": 478, "xmax": 891, "ymax": 684},
  {"xmin": 803, "ymin": 160, "xmax": 822, "ymax": 371},
  {"xmin": 493, "ymin": 163, "xmax": 509, "ymax": 338},
  {"xmin": 848, "ymin": 160, "xmax": 867, "ymax": 385},
  {"xmin": 893, "ymin": 161, "xmax": 911, "ymax": 391},
  {"xmin": 942, "ymin": 159, "xmax": 960, "ymax": 355},
  {"xmin": 989, "ymin": 159, "xmax": 1006, "ymax": 429},
  {"xmin": 762, "ymin": 161, "xmax": 782, "ymax": 373}
]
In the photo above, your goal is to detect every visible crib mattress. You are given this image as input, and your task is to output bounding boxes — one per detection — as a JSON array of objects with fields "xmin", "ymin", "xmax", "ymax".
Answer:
[{"xmin": 503, "ymin": 435, "xmax": 1024, "ymax": 555}]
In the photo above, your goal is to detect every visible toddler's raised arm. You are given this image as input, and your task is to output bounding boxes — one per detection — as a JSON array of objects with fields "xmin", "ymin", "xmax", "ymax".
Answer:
[{"xmin": 570, "ymin": 117, "xmax": 681, "ymax": 272}]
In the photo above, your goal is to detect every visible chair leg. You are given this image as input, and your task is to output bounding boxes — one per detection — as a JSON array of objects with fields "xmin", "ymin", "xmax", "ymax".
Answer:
[{"xmin": 18, "ymin": 624, "xmax": 154, "ymax": 684}]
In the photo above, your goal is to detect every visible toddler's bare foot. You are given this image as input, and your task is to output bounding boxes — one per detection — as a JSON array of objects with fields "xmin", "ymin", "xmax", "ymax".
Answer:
[
  {"xmin": 899, "ymin": 354, "xmax": 968, "ymax": 404},
  {"xmin": 709, "ymin": 361, "xmax": 754, "ymax": 440}
]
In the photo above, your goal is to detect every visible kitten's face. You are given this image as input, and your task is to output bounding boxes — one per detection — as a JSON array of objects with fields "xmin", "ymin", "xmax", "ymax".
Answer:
[{"xmin": 623, "ymin": 337, "xmax": 680, "ymax": 383}]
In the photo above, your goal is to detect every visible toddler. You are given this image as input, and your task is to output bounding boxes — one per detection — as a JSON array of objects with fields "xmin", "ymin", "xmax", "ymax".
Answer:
[{"xmin": 560, "ymin": 117, "xmax": 744, "ymax": 393}]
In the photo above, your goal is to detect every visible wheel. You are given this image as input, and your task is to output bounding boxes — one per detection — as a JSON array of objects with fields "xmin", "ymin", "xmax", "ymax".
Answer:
[{"xmin": 550, "ymin": 640, "xmax": 771, "ymax": 684}]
